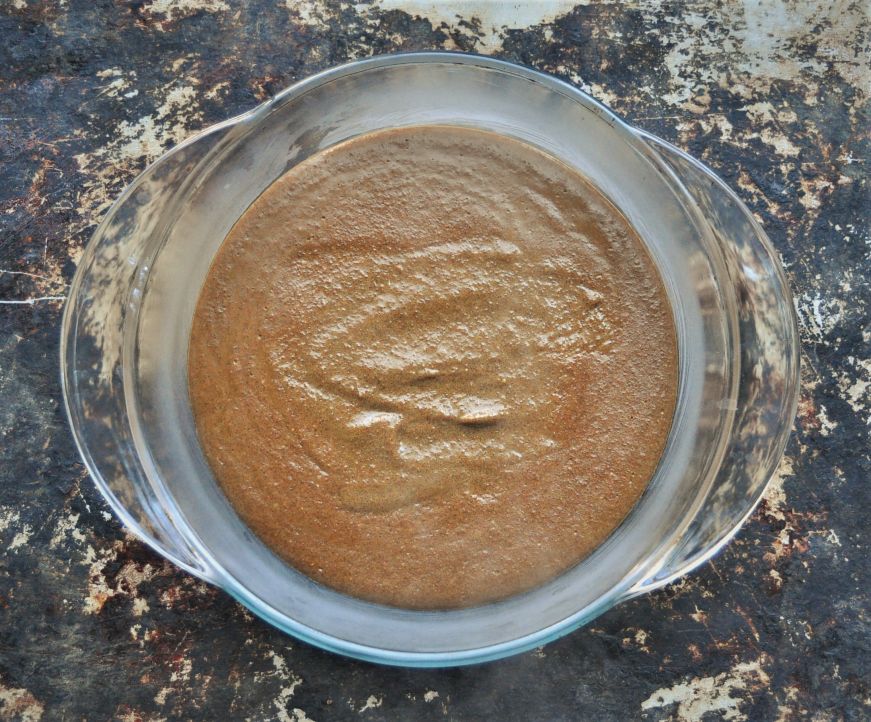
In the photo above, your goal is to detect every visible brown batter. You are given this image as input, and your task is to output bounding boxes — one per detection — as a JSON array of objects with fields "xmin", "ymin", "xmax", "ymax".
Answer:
[{"xmin": 188, "ymin": 126, "xmax": 678, "ymax": 609}]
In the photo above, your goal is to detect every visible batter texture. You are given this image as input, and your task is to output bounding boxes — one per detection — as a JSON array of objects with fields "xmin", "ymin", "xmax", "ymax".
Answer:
[{"xmin": 188, "ymin": 126, "xmax": 678, "ymax": 609}]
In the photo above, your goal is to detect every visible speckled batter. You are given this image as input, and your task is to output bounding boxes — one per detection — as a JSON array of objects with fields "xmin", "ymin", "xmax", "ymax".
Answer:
[{"xmin": 188, "ymin": 126, "xmax": 677, "ymax": 609}]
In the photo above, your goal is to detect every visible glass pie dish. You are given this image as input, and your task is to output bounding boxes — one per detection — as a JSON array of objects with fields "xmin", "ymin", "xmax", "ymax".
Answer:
[{"xmin": 60, "ymin": 52, "xmax": 799, "ymax": 666}]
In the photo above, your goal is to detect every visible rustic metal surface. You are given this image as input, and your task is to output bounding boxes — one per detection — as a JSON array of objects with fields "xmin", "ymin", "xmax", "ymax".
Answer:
[{"xmin": 1, "ymin": 1, "xmax": 868, "ymax": 720}]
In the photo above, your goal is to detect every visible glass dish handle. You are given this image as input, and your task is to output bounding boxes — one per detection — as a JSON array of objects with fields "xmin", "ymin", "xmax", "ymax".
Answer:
[
  {"xmin": 626, "ymin": 132, "xmax": 800, "ymax": 596},
  {"xmin": 60, "ymin": 119, "xmax": 249, "ymax": 585}
]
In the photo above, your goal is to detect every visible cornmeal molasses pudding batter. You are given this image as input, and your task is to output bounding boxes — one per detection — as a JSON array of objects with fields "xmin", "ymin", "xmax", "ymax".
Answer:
[{"xmin": 189, "ymin": 126, "xmax": 678, "ymax": 609}]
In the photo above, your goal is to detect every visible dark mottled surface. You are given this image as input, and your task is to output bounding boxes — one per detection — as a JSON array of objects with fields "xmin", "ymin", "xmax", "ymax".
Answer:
[{"xmin": 1, "ymin": 1, "xmax": 869, "ymax": 720}]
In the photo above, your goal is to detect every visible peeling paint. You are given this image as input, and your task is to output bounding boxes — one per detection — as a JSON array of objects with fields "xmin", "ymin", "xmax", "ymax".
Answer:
[
  {"xmin": 73, "ymin": 82, "xmax": 204, "ymax": 227},
  {"xmin": 372, "ymin": 0, "xmax": 578, "ymax": 51},
  {"xmin": 761, "ymin": 454, "xmax": 794, "ymax": 521},
  {"xmin": 0, "ymin": 682, "xmax": 44, "ymax": 722},
  {"xmin": 141, "ymin": 0, "xmax": 230, "ymax": 21},
  {"xmin": 640, "ymin": 655, "xmax": 772, "ymax": 721},
  {"xmin": 1, "ymin": 506, "xmax": 33, "ymax": 552},
  {"xmin": 49, "ymin": 512, "xmax": 86, "ymax": 549},
  {"xmin": 358, "ymin": 695, "xmax": 383, "ymax": 713}
]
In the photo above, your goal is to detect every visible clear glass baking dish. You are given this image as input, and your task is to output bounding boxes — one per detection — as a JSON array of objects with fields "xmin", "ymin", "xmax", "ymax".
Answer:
[{"xmin": 60, "ymin": 53, "xmax": 799, "ymax": 667}]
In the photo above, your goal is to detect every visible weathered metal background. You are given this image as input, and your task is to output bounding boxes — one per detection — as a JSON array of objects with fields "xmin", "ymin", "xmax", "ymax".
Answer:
[{"xmin": 0, "ymin": 1, "xmax": 868, "ymax": 719}]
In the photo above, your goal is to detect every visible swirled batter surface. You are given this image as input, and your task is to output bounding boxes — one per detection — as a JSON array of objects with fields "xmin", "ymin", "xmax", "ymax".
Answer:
[{"xmin": 188, "ymin": 126, "xmax": 678, "ymax": 608}]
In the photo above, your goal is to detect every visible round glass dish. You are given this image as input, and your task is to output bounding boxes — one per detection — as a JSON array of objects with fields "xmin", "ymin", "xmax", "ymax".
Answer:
[{"xmin": 60, "ymin": 52, "xmax": 799, "ymax": 667}]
